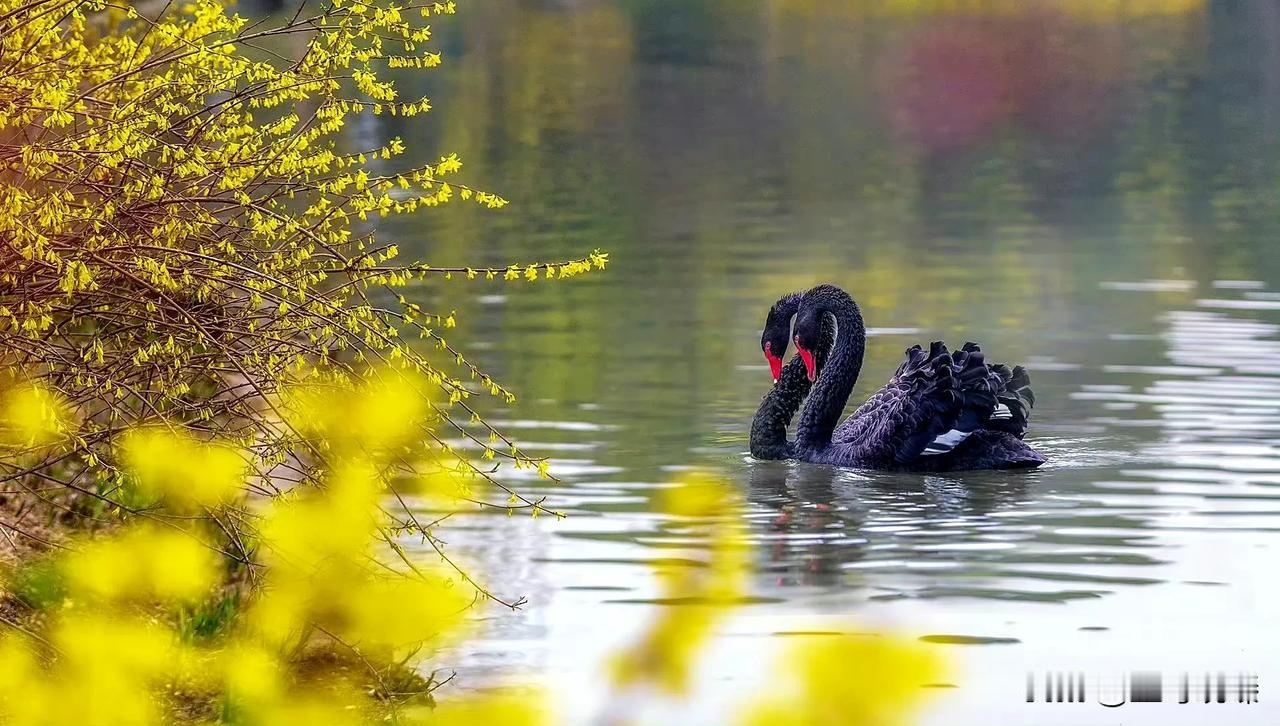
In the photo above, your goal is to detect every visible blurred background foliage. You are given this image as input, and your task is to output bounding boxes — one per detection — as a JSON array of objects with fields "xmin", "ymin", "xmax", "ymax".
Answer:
[{"xmin": 320, "ymin": 0, "xmax": 1280, "ymax": 474}]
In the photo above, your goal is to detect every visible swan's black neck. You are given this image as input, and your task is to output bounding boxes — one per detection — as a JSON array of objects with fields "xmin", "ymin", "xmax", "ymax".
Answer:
[
  {"xmin": 749, "ymin": 356, "xmax": 810, "ymax": 459},
  {"xmin": 749, "ymin": 292, "xmax": 833, "ymax": 460},
  {"xmin": 796, "ymin": 285, "xmax": 866, "ymax": 449}
]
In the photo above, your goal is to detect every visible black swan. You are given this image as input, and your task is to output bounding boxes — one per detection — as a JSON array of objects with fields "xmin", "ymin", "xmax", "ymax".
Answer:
[
  {"xmin": 786, "ymin": 284, "xmax": 1044, "ymax": 471},
  {"xmin": 748, "ymin": 292, "xmax": 833, "ymax": 460}
]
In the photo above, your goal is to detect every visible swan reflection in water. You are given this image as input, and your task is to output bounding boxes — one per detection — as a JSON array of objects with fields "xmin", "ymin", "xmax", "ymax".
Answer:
[{"xmin": 741, "ymin": 461, "xmax": 1033, "ymax": 591}]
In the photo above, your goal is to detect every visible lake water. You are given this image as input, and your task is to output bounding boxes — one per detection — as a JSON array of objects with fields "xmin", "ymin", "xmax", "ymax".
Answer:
[{"xmin": 362, "ymin": 2, "xmax": 1280, "ymax": 723}]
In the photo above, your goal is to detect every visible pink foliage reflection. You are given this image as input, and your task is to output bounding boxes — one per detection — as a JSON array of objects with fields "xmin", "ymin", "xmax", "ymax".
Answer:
[{"xmin": 882, "ymin": 13, "xmax": 1125, "ymax": 153}]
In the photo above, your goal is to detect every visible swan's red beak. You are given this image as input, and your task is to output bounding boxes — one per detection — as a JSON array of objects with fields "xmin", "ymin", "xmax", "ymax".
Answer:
[
  {"xmin": 764, "ymin": 342, "xmax": 783, "ymax": 384},
  {"xmin": 796, "ymin": 343, "xmax": 816, "ymax": 382}
]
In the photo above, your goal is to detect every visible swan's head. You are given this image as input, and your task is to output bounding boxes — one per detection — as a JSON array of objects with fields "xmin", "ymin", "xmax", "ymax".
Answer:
[
  {"xmin": 792, "ymin": 306, "xmax": 824, "ymax": 382},
  {"xmin": 761, "ymin": 294, "xmax": 800, "ymax": 384}
]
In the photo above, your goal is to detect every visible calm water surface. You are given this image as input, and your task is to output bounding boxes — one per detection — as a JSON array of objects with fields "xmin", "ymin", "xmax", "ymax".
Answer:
[{"xmin": 361, "ymin": 2, "xmax": 1280, "ymax": 723}]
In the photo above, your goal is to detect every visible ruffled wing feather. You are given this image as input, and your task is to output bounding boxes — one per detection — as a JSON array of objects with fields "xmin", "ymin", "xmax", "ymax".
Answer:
[{"xmin": 832, "ymin": 342, "xmax": 1028, "ymax": 465}]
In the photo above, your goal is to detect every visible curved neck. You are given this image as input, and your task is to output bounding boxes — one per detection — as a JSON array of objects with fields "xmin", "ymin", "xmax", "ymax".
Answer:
[
  {"xmin": 748, "ymin": 355, "xmax": 810, "ymax": 459},
  {"xmin": 796, "ymin": 288, "xmax": 865, "ymax": 449},
  {"xmin": 749, "ymin": 294, "xmax": 835, "ymax": 460}
]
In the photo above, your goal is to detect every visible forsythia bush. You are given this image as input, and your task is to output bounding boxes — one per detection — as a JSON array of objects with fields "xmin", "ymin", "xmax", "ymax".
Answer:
[
  {"xmin": 0, "ymin": 0, "xmax": 606, "ymax": 547},
  {"xmin": 0, "ymin": 378, "xmax": 512, "ymax": 724}
]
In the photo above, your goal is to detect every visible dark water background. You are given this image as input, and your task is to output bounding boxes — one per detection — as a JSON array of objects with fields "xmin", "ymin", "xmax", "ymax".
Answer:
[{"xmin": 330, "ymin": 1, "xmax": 1280, "ymax": 723}]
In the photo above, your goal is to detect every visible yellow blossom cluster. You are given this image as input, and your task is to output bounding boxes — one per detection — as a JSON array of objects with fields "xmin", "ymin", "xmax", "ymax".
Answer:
[
  {"xmin": 61, "ymin": 525, "xmax": 220, "ymax": 604},
  {"xmin": 609, "ymin": 474, "xmax": 749, "ymax": 694},
  {"xmin": 120, "ymin": 429, "xmax": 246, "ymax": 510},
  {"xmin": 740, "ymin": 633, "xmax": 946, "ymax": 726},
  {"xmin": 0, "ymin": 380, "xmax": 74, "ymax": 449},
  {"xmin": 0, "ymin": 0, "xmax": 606, "ymax": 534},
  {"xmin": 0, "ymin": 376, "xmax": 529, "ymax": 725}
]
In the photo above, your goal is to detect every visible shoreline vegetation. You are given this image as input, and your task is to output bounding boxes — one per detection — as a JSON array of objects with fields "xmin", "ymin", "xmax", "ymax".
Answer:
[
  {"xmin": 0, "ymin": 0, "xmax": 943, "ymax": 723},
  {"xmin": 0, "ymin": 0, "xmax": 609, "ymax": 719}
]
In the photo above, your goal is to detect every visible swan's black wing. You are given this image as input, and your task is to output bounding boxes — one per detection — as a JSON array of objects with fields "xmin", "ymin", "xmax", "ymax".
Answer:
[
  {"xmin": 832, "ymin": 342, "xmax": 1010, "ymax": 465},
  {"xmin": 983, "ymin": 363, "xmax": 1035, "ymax": 439}
]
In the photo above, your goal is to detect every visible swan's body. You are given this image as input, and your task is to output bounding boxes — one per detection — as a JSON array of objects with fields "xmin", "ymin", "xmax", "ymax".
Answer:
[
  {"xmin": 796, "ymin": 340, "xmax": 1043, "ymax": 470},
  {"xmin": 770, "ymin": 284, "xmax": 1044, "ymax": 471}
]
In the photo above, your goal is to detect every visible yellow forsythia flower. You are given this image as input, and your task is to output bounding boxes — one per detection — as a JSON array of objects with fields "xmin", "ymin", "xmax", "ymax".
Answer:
[
  {"xmin": 0, "ymin": 382, "xmax": 72, "ymax": 448},
  {"xmin": 420, "ymin": 691, "xmax": 550, "ymax": 726},
  {"xmin": 257, "ymin": 462, "xmax": 382, "ymax": 573},
  {"xmin": 61, "ymin": 526, "xmax": 219, "ymax": 604},
  {"xmin": 662, "ymin": 473, "xmax": 734, "ymax": 518},
  {"xmin": 286, "ymin": 372, "xmax": 430, "ymax": 456},
  {"xmin": 221, "ymin": 644, "xmax": 285, "ymax": 706},
  {"xmin": 738, "ymin": 632, "xmax": 946, "ymax": 726},
  {"xmin": 120, "ymin": 429, "xmax": 245, "ymax": 509},
  {"xmin": 0, "ymin": 614, "xmax": 193, "ymax": 726},
  {"xmin": 252, "ymin": 460, "xmax": 469, "ymax": 653},
  {"xmin": 610, "ymin": 474, "xmax": 747, "ymax": 695},
  {"xmin": 341, "ymin": 575, "xmax": 470, "ymax": 651}
]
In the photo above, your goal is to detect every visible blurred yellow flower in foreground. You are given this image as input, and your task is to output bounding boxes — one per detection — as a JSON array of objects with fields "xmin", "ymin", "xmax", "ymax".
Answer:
[
  {"xmin": 423, "ymin": 691, "xmax": 550, "ymax": 726},
  {"xmin": 257, "ymin": 463, "xmax": 383, "ymax": 573},
  {"xmin": 221, "ymin": 643, "xmax": 284, "ymax": 706},
  {"xmin": 62, "ymin": 526, "xmax": 219, "ymax": 604},
  {"xmin": 661, "ymin": 473, "xmax": 735, "ymax": 518},
  {"xmin": 249, "ymin": 416, "xmax": 470, "ymax": 656},
  {"xmin": 610, "ymin": 474, "xmax": 747, "ymax": 695},
  {"xmin": 0, "ymin": 374, "xmax": 495, "ymax": 726},
  {"xmin": 285, "ymin": 372, "xmax": 432, "ymax": 457},
  {"xmin": 608, "ymin": 474, "xmax": 947, "ymax": 726},
  {"xmin": 0, "ymin": 382, "xmax": 72, "ymax": 448},
  {"xmin": 0, "ymin": 615, "xmax": 194, "ymax": 726},
  {"xmin": 342, "ymin": 575, "xmax": 469, "ymax": 652},
  {"xmin": 738, "ymin": 632, "xmax": 946, "ymax": 726},
  {"xmin": 120, "ymin": 429, "xmax": 245, "ymax": 509},
  {"xmin": 248, "ymin": 692, "xmax": 369, "ymax": 726}
]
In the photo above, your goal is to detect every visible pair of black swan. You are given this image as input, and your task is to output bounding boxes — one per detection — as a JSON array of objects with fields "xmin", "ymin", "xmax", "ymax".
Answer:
[{"xmin": 749, "ymin": 284, "xmax": 1044, "ymax": 471}]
